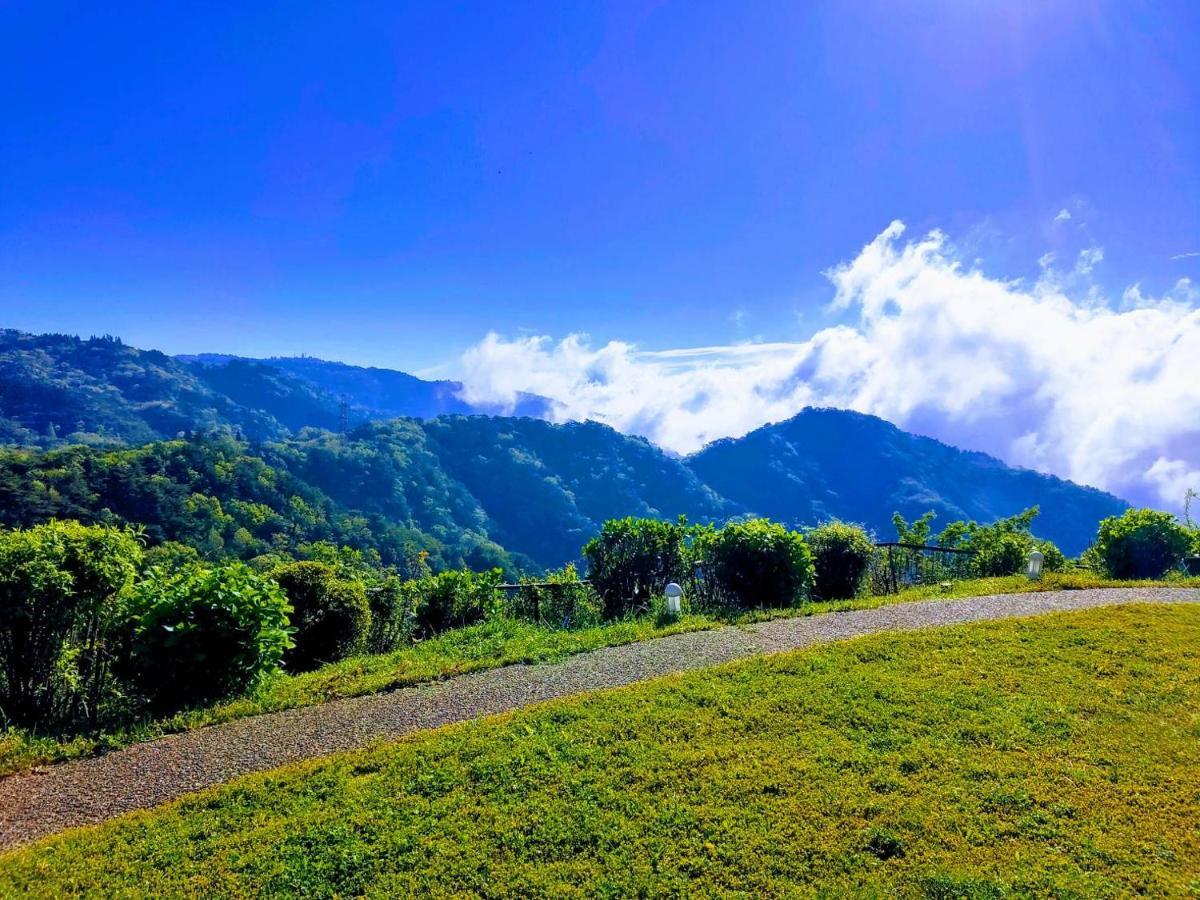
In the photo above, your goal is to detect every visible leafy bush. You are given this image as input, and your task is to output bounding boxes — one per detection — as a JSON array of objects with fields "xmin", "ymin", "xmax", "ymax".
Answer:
[
  {"xmin": 508, "ymin": 564, "xmax": 602, "ymax": 628},
  {"xmin": 410, "ymin": 569, "xmax": 503, "ymax": 636},
  {"xmin": 364, "ymin": 575, "xmax": 418, "ymax": 654},
  {"xmin": 120, "ymin": 562, "xmax": 292, "ymax": 713},
  {"xmin": 696, "ymin": 519, "xmax": 814, "ymax": 610},
  {"xmin": 971, "ymin": 531, "xmax": 1032, "ymax": 578},
  {"xmin": 273, "ymin": 562, "xmax": 371, "ymax": 671},
  {"xmin": 806, "ymin": 522, "xmax": 874, "ymax": 600},
  {"xmin": 937, "ymin": 507, "xmax": 1066, "ymax": 578},
  {"xmin": 891, "ymin": 511, "xmax": 937, "ymax": 546},
  {"xmin": 583, "ymin": 517, "xmax": 699, "ymax": 619},
  {"xmin": 1092, "ymin": 508, "xmax": 1193, "ymax": 579},
  {"xmin": 0, "ymin": 521, "xmax": 142, "ymax": 727}
]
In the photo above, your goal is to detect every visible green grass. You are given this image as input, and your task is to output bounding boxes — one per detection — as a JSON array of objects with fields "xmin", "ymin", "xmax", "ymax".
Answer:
[
  {"xmin": 2, "ymin": 571, "xmax": 1196, "ymax": 777},
  {"xmin": 4, "ymin": 603, "xmax": 1198, "ymax": 897}
]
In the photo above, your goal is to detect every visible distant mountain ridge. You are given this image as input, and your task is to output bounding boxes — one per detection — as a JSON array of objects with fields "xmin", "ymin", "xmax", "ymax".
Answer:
[
  {"xmin": 0, "ymin": 330, "xmax": 546, "ymax": 445},
  {"xmin": 0, "ymin": 328, "xmax": 1128, "ymax": 558},
  {"xmin": 687, "ymin": 409, "xmax": 1126, "ymax": 555},
  {"xmin": 180, "ymin": 353, "xmax": 551, "ymax": 425}
]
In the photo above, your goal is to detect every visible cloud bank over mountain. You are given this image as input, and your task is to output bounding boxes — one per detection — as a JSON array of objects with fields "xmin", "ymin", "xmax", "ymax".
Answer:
[{"xmin": 458, "ymin": 222, "xmax": 1200, "ymax": 509}]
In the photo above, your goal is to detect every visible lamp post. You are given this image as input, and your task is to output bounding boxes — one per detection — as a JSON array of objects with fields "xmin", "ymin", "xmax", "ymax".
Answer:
[
  {"xmin": 1026, "ymin": 549, "xmax": 1044, "ymax": 581},
  {"xmin": 664, "ymin": 582, "xmax": 683, "ymax": 617}
]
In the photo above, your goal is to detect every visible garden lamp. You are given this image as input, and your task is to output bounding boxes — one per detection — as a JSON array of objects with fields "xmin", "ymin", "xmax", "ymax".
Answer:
[
  {"xmin": 1026, "ymin": 550, "xmax": 1044, "ymax": 580},
  {"xmin": 664, "ymin": 582, "xmax": 683, "ymax": 617}
]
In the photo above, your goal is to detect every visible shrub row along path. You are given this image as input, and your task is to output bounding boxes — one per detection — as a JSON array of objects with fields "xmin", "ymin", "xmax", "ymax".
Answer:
[{"xmin": 3, "ymin": 586, "xmax": 1199, "ymax": 852}]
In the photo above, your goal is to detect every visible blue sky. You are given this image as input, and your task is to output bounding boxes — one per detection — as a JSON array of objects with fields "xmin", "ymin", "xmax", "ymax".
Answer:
[
  {"xmin": 3, "ymin": 1, "xmax": 1197, "ymax": 370},
  {"xmin": 4, "ymin": 1, "xmax": 1200, "ymax": 507}
]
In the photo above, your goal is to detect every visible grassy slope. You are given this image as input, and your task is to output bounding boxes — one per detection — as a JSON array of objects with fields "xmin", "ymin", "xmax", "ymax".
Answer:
[
  {"xmin": 1, "ymin": 572, "xmax": 1195, "ymax": 777},
  {"xmin": 3, "ymin": 604, "xmax": 1197, "ymax": 896}
]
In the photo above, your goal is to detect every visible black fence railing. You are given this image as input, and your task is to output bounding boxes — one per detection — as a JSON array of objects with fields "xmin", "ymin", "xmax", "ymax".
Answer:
[
  {"xmin": 868, "ymin": 543, "xmax": 978, "ymax": 595},
  {"xmin": 498, "ymin": 580, "xmax": 595, "ymax": 628}
]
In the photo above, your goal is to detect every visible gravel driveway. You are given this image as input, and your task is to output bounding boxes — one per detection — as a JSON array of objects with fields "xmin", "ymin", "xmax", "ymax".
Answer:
[{"xmin": 2, "ymin": 587, "xmax": 1198, "ymax": 852}]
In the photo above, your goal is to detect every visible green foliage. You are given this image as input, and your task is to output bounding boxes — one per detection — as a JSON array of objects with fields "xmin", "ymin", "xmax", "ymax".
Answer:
[
  {"xmin": 583, "ymin": 516, "xmax": 700, "ymax": 618},
  {"xmin": 0, "ymin": 521, "xmax": 141, "ymax": 727},
  {"xmin": 1092, "ymin": 508, "xmax": 1193, "ymax": 579},
  {"xmin": 4, "ymin": 570, "xmax": 1197, "ymax": 776},
  {"xmin": 696, "ymin": 518, "xmax": 814, "ymax": 610},
  {"xmin": 936, "ymin": 507, "xmax": 1066, "ymax": 578},
  {"xmin": 508, "ymin": 564, "xmax": 603, "ymax": 628},
  {"xmin": 806, "ymin": 521, "xmax": 874, "ymax": 600},
  {"xmin": 409, "ymin": 569, "xmax": 504, "ymax": 636},
  {"xmin": 0, "ymin": 433, "xmax": 507, "ymax": 575},
  {"xmin": 272, "ymin": 562, "xmax": 371, "ymax": 671},
  {"xmin": 10, "ymin": 606, "xmax": 1198, "ymax": 896},
  {"xmin": 363, "ymin": 576, "xmax": 418, "ymax": 655},
  {"xmin": 120, "ymin": 562, "xmax": 293, "ymax": 713},
  {"xmin": 140, "ymin": 540, "xmax": 200, "ymax": 571},
  {"xmin": 691, "ymin": 407, "xmax": 1127, "ymax": 557},
  {"xmin": 892, "ymin": 510, "xmax": 937, "ymax": 546}
]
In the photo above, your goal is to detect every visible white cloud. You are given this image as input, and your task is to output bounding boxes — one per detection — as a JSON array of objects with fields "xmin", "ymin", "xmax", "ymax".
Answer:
[
  {"xmin": 1171, "ymin": 251, "xmax": 1200, "ymax": 261},
  {"xmin": 1054, "ymin": 208, "xmax": 1072, "ymax": 223},
  {"xmin": 458, "ymin": 222, "xmax": 1200, "ymax": 509}
]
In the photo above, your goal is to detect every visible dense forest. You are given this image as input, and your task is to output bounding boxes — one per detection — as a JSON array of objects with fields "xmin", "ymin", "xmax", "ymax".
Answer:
[
  {"xmin": 0, "ymin": 329, "xmax": 540, "ymax": 446},
  {"xmin": 690, "ymin": 409, "xmax": 1127, "ymax": 554},
  {"xmin": 0, "ymin": 329, "xmax": 1129, "ymax": 562},
  {"xmin": 0, "ymin": 417, "xmax": 739, "ymax": 573}
]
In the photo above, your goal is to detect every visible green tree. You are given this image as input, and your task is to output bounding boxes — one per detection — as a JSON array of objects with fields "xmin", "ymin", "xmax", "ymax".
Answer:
[
  {"xmin": 696, "ymin": 519, "xmax": 814, "ymax": 611},
  {"xmin": 121, "ymin": 561, "xmax": 292, "ymax": 712},
  {"xmin": 936, "ymin": 507, "xmax": 1065, "ymax": 577},
  {"xmin": 583, "ymin": 517, "xmax": 700, "ymax": 619},
  {"xmin": 0, "ymin": 521, "xmax": 142, "ymax": 726},
  {"xmin": 1092, "ymin": 508, "xmax": 1192, "ymax": 579},
  {"xmin": 806, "ymin": 522, "xmax": 874, "ymax": 600},
  {"xmin": 273, "ymin": 561, "xmax": 371, "ymax": 671},
  {"xmin": 892, "ymin": 511, "xmax": 937, "ymax": 546}
]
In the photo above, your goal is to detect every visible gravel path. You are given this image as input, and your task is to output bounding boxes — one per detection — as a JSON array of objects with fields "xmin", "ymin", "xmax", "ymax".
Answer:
[{"xmin": 2, "ymin": 587, "xmax": 1198, "ymax": 852}]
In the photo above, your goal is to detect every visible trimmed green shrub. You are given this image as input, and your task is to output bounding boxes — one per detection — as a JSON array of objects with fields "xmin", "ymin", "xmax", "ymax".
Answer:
[
  {"xmin": 806, "ymin": 522, "xmax": 874, "ymax": 600},
  {"xmin": 972, "ymin": 531, "xmax": 1031, "ymax": 578},
  {"xmin": 696, "ymin": 519, "xmax": 814, "ymax": 610},
  {"xmin": 273, "ymin": 562, "xmax": 371, "ymax": 671},
  {"xmin": 121, "ymin": 562, "xmax": 292, "ymax": 713},
  {"xmin": 0, "ymin": 521, "xmax": 142, "ymax": 727},
  {"xmin": 583, "ymin": 517, "xmax": 698, "ymax": 619},
  {"xmin": 410, "ymin": 568, "xmax": 503, "ymax": 636},
  {"xmin": 364, "ymin": 575, "xmax": 418, "ymax": 654},
  {"xmin": 1092, "ymin": 508, "xmax": 1192, "ymax": 579},
  {"xmin": 509, "ymin": 564, "xmax": 602, "ymax": 629}
]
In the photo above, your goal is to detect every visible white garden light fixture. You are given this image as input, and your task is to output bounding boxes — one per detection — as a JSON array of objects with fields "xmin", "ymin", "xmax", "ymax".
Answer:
[
  {"xmin": 1026, "ymin": 549, "xmax": 1044, "ymax": 580},
  {"xmin": 664, "ymin": 582, "xmax": 683, "ymax": 617}
]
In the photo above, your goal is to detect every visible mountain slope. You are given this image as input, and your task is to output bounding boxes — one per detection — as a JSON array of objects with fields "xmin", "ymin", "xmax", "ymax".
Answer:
[
  {"xmin": 182, "ymin": 354, "xmax": 551, "ymax": 427},
  {"xmin": 0, "ymin": 330, "xmax": 1131, "ymax": 558},
  {"xmin": 687, "ymin": 408, "xmax": 1127, "ymax": 555},
  {"xmin": 0, "ymin": 331, "xmax": 546, "ymax": 449},
  {"xmin": 423, "ymin": 416, "xmax": 740, "ymax": 565},
  {"xmin": 0, "ymin": 331, "xmax": 285, "ymax": 445},
  {"xmin": 0, "ymin": 416, "xmax": 737, "ymax": 572}
]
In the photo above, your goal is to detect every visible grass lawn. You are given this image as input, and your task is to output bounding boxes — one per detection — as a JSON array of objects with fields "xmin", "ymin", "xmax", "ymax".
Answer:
[
  {"xmin": 3, "ymin": 603, "xmax": 1198, "ymax": 897},
  {"xmin": 1, "ymin": 571, "xmax": 1195, "ymax": 778}
]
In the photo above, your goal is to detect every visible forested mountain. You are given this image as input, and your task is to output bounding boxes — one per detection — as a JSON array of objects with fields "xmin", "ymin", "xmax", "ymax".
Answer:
[
  {"xmin": 182, "ymin": 354, "xmax": 551, "ymax": 425},
  {"xmin": 0, "ymin": 329, "xmax": 1129, "ymax": 560},
  {"xmin": 0, "ymin": 331, "xmax": 542, "ymax": 447},
  {"xmin": 686, "ymin": 408, "xmax": 1127, "ymax": 555},
  {"xmin": 0, "ymin": 417, "xmax": 735, "ymax": 573},
  {"xmin": 0, "ymin": 331, "xmax": 285, "ymax": 446},
  {"xmin": 424, "ymin": 416, "xmax": 739, "ymax": 564}
]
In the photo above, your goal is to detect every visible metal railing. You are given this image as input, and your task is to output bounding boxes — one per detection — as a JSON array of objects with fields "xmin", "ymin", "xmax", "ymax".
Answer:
[
  {"xmin": 868, "ymin": 543, "xmax": 977, "ymax": 595},
  {"xmin": 498, "ymin": 580, "xmax": 594, "ymax": 627}
]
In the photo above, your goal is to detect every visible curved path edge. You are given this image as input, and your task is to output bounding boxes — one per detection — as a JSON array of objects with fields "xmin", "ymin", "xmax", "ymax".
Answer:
[{"xmin": 3, "ymin": 587, "xmax": 1199, "ymax": 851}]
